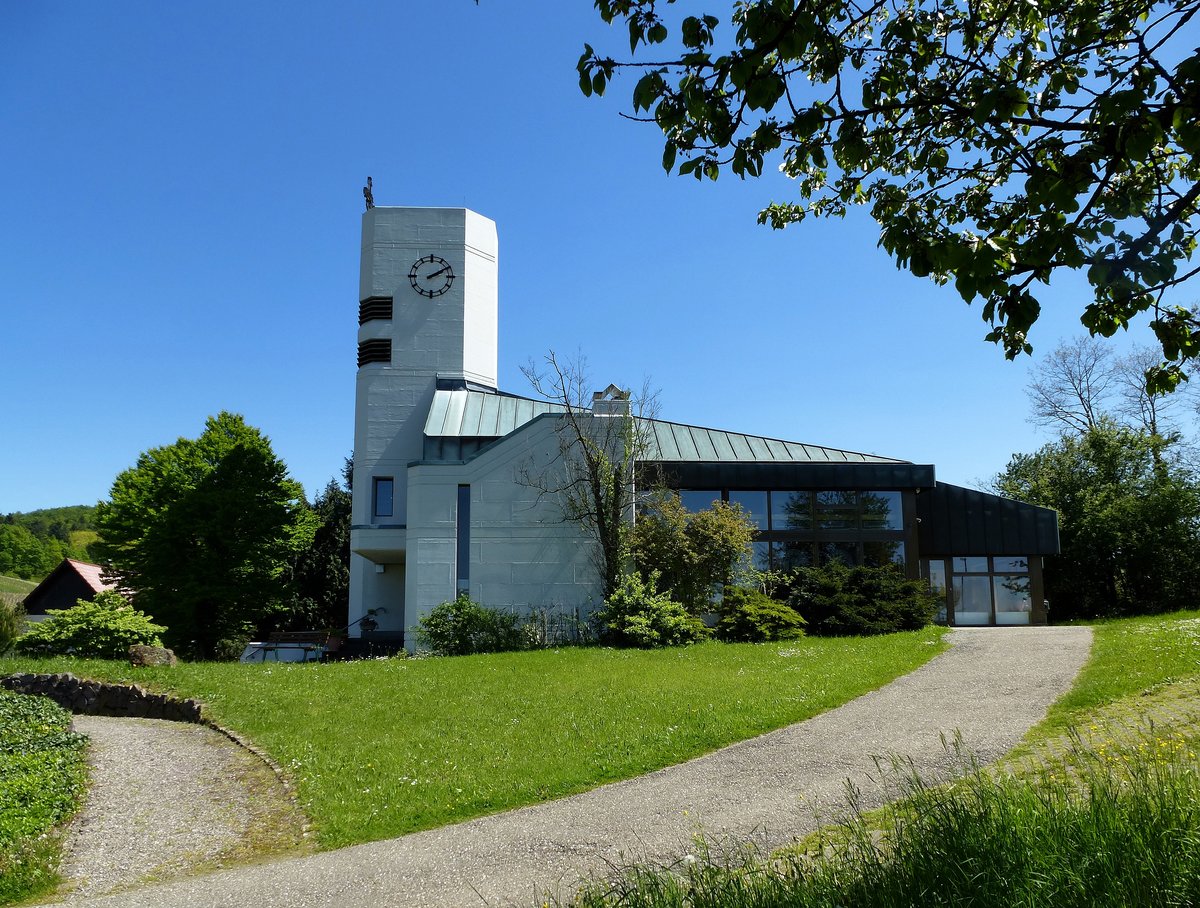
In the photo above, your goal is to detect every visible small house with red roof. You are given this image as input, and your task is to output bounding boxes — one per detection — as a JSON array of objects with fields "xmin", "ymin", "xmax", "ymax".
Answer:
[{"xmin": 22, "ymin": 559, "xmax": 116, "ymax": 621}]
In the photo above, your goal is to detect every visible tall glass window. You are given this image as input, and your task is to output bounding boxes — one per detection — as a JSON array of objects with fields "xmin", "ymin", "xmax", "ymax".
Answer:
[
  {"xmin": 728, "ymin": 491, "xmax": 768, "ymax": 529},
  {"xmin": 993, "ymin": 574, "xmax": 1032, "ymax": 625},
  {"xmin": 953, "ymin": 576, "xmax": 992, "ymax": 625},
  {"xmin": 456, "ymin": 485, "xmax": 471, "ymax": 593},
  {"xmin": 926, "ymin": 559, "xmax": 948, "ymax": 624},
  {"xmin": 680, "ymin": 490, "xmax": 722, "ymax": 512},
  {"xmin": 860, "ymin": 491, "xmax": 903, "ymax": 530},
  {"xmin": 817, "ymin": 491, "xmax": 859, "ymax": 529},
  {"xmin": 863, "ymin": 540, "xmax": 905, "ymax": 567},
  {"xmin": 770, "ymin": 491, "xmax": 812, "ymax": 530},
  {"xmin": 373, "ymin": 477, "xmax": 394, "ymax": 519},
  {"xmin": 819, "ymin": 541, "xmax": 858, "ymax": 566}
]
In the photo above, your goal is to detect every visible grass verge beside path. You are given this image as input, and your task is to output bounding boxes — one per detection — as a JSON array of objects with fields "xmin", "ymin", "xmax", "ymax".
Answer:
[
  {"xmin": 557, "ymin": 612, "xmax": 1200, "ymax": 908},
  {"xmin": 1032, "ymin": 607, "xmax": 1200, "ymax": 737},
  {"xmin": 0, "ymin": 629, "xmax": 944, "ymax": 850}
]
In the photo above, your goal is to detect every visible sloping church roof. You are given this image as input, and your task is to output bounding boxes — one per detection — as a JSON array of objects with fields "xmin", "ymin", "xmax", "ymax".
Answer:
[{"xmin": 423, "ymin": 389, "xmax": 907, "ymax": 465}]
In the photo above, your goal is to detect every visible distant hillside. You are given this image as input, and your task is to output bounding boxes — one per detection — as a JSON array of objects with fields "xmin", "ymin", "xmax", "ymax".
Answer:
[
  {"xmin": 0, "ymin": 505, "xmax": 99, "ymax": 581},
  {"xmin": 0, "ymin": 573, "xmax": 37, "ymax": 606}
]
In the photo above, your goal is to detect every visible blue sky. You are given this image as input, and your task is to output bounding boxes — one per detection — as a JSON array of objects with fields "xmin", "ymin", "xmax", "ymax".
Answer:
[{"xmin": 0, "ymin": 2, "xmax": 1184, "ymax": 514}]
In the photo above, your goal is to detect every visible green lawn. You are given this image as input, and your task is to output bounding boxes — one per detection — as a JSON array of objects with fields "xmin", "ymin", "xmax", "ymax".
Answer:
[
  {"xmin": 1033, "ymin": 608, "xmax": 1200, "ymax": 736},
  {"xmin": 0, "ymin": 630, "xmax": 944, "ymax": 849}
]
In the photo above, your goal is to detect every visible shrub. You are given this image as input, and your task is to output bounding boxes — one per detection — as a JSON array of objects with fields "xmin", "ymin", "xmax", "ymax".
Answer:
[
  {"xmin": 0, "ymin": 690, "xmax": 88, "ymax": 905},
  {"xmin": 14, "ymin": 590, "xmax": 166, "ymax": 658},
  {"xmin": 414, "ymin": 593, "xmax": 528, "ymax": 656},
  {"xmin": 715, "ymin": 587, "xmax": 806, "ymax": 642},
  {"xmin": 0, "ymin": 595, "xmax": 25, "ymax": 654},
  {"xmin": 593, "ymin": 571, "xmax": 710, "ymax": 648},
  {"xmin": 786, "ymin": 562, "xmax": 940, "ymax": 637},
  {"xmin": 631, "ymin": 491, "xmax": 757, "ymax": 614}
]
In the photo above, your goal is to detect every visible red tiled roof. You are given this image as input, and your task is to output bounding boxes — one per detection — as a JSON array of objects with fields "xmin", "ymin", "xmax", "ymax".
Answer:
[{"xmin": 65, "ymin": 559, "xmax": 115, "ymax": 594}]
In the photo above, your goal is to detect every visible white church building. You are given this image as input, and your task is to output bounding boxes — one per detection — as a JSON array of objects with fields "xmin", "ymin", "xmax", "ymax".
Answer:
[{"xmin": 348, "ymin": 206, "xmax": 1059, "ymax": 647}]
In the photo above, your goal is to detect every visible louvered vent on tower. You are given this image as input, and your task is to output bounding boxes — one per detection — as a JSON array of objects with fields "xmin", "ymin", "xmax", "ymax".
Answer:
[
  {"xmin": 357, "ymin": 338, "xmax": 392, "ymax": 367},
  {"xmin": 359, "ymin": 296, "xmax": 394, "ymax": 324}
]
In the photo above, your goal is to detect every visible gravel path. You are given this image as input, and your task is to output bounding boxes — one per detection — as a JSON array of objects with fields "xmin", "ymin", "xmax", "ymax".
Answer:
[
  {"xmin": 42, "ymin": 627, "xmax": 1091, "ymax": 908},
  {"xmin": 54, "ymin": 716, "xmax": 308, "ymax": 901}
]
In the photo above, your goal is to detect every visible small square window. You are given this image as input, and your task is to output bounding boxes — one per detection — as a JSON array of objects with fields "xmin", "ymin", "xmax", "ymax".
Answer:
[{"xmin": 373, "ymin": 477, "xmax": 394, "ymax": 518}]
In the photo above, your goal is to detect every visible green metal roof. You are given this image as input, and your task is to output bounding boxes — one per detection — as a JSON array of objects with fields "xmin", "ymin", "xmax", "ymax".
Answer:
[
  {"xmin": 640, "ymin": 418, "xmax": 907, "ymax": 464},
  {"xmin": 424, "ymin": 389, "xmax": 564, "ymax": 437},
  {"xmin": 424, "ymin": 389, "xmax": 908, "ymax": 465}
]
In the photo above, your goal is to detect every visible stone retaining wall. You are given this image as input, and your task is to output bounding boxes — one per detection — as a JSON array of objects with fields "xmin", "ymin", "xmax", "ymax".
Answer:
[{"xmin": 1, "ymin": 672, "xmax": 204, "ymax": 722}]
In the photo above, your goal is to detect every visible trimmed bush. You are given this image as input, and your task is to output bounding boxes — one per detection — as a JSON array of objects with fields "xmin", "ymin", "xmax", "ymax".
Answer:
[
  {"xmin": 786, "ymin": 562, "xmax": 940, "ymax": 637},
  {"xmin": 593, "ymin": 571, "xmax": 710, "ymax": 648},
  {"xmin": 716, "ymin": 587, "xmax": 806, "ymax": 642},
  {"xmin": 415, "ymin": 593, "xmax": 528, "ymax": 656},
  {"xmin": 14, "ymin": 590, "xmax": 166, "ymax": 659}
]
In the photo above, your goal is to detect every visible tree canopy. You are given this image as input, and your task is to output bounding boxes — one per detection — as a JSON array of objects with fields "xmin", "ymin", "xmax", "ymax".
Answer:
[
  {"xmin": 93, "ymin": 412, "xmax": 316, "ymax": 658},
  {"xmin": 993, "ymin": 421, "xmax": 1200, "ymax": 618},
  {"xmin": 579, "ymin": 0, "xmax": 1200, "ymax": 386}
]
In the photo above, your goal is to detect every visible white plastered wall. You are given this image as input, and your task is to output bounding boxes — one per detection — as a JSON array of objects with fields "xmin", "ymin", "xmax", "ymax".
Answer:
[{"xmin": 404, "ymin": 415, "xmax": 600, "ymax": 647}]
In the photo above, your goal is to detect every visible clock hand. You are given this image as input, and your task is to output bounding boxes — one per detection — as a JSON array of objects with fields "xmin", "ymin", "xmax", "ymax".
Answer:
[{"xmin": 427, "ymin": 265, "xmax": 451, "ymax": 279}]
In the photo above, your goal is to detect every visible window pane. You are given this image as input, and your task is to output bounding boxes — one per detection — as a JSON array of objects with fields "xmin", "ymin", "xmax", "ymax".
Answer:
[
  {"xmin": 770, "ymin": 491, "xmax": 812, "ymax": 530},
  {"xmin": 992, "ymin": 556, "xmax": 1029, "ymax": 573},
  {"xmin": 373, "ymin": 478, "xmax": 394, "ymax": 518},
  {"xmin": 925, "ymin": 559, "xmax": 947, "ymax": 593},
  {"xmin": 863, "ymin": 540, "xmax": 905, "ymax": 567},
  {"xmin": 680, "ymin": 490, "xmax": 721, "ymax": 512},
  {"xmin": 924, "ymin": 559, "xmax": 948, "ymax": 625},
  {"xmin": 952, "ymin": 576, "xmax": 991, "ymax": 625},
  {"xmin": 778, "ymin": 541, "xmax": 814, "ymax": 571},
  {"xmin": 728, "ymin": 491, "xmax": 768, "ymax": 530},
  {"xmin": 952, "ymin": 556, "xmax": 989, "ymax": 573},
  {"xmin": 860, "ymin": 491, "xmax": 903, "ymax": 530},
  {"xmin": 994, "ymin": 575, "xmax": 1032, "ymax": 625},
  {"xmin": 752, "ymin": 541, "xmax": 772, "ymax": 572},
  {"xmin": 817, "ymin": 491, "xmax": 858, "ymax": 530},
  {"xmin": 819, "ymin": 541, "xmax": 858, "ymax": 567}
]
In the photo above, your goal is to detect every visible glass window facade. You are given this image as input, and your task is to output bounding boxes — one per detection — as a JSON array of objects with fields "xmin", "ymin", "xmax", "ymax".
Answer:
[
  {"xmin": 924, "ymin": 556, "xmax": 1037, "ymax": 626},
  {"xmin": 677, "ymin": 487, "xmax": 909, "ymax": 572},
  {"xmin": 680, "ymin": 490, "xmax": 722, "ymax": 513},
  {"xmin": 728, "ymin": 491, "xmax": 768, "ymax": 529},
  {"xmin": 770, "ymin": 491, "xmax": 812, "ymax": 531}
]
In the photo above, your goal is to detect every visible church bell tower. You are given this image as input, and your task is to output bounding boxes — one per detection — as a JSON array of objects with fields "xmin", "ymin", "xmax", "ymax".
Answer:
[{"xmin": 348, "ymin": 207, "xmax": 499, "ymax": 638}]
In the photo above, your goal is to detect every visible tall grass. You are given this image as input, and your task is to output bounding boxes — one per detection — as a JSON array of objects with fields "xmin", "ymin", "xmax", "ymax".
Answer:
[
  {"xmin": 568, "ymin": 729, "xmax": 1200, "ymax": 908},
  {"xmin": 0, "ymin": 630, "xmax": 944, "ymax": 848}
]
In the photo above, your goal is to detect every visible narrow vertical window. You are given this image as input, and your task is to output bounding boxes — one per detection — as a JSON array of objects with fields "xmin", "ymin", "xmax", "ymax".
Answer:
[
  {"xmin": 373, "ymin": 477, "xmax": 394, "ymax": 518},
  {"xmin": 456, "ymin": 484, "xmax": 471, "ymax": 593}
]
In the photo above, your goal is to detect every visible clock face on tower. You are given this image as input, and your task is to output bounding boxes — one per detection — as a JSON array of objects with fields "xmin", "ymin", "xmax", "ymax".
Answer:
[{"xmin": 408, "ymin": 255, "xmax": 455, "ymax": 298}]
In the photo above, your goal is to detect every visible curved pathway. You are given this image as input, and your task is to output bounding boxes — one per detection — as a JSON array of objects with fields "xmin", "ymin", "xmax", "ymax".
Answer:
[{"xmin": 45, "ymin": 627, "xmax": 1091, "ymax": 908}]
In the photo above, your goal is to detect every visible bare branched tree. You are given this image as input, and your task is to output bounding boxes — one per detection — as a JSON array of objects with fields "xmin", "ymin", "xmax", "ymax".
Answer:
[
  {"xmin": 1026, "ymin": 336, "xmax": 1115, "ymax": 435},
  {"xmin": 519, "ymin": 351, "xmax": 659, "ymax": 600},
  {"xmin": 1113, "ymin": 346, "xmax": 1190, "ymax": 440}
]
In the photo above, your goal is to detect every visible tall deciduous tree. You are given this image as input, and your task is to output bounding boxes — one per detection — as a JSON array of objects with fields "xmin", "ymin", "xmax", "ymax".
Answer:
[
  {"xmin": 287, "ymin": 460, "xmax": 352, "ymax": 632},
  {"xmin": 993, "ymin": 422, "xmax": 1200, "ymax": 619},
  {"xmin": 578, "ymin": 0, "xmax": 1200, "ymax": 386},
  {"xmin": 93, "ymin": 412, "xmax": 316, "ymax": 658}
]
